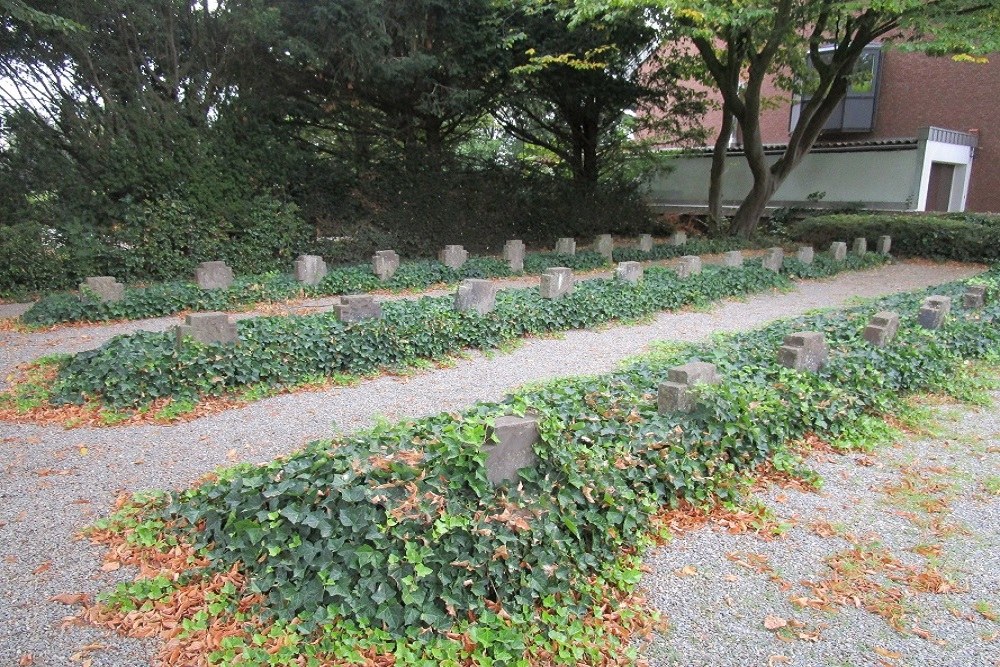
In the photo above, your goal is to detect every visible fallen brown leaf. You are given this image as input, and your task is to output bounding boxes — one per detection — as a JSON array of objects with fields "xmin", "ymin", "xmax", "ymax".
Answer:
[
  {"xmin": 18, "ymin": 655, "xmax": 33, "ymax": 666},
  {"xmin": 32, "ymin": 561, "xmax": 51, "ymax": 575},
  {"xmin": 874, "ymin": 647, "xmax": 902, "ymax": 659},
  {"xmin": 50, "ymin": 592, "xmax": 89, "ymax": 606},
  {"xmin": 764, "ymin": 615, "xmax": 788, "ymax": 630}
]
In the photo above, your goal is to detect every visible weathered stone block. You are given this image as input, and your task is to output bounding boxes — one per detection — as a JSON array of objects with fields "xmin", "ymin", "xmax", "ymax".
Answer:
[
  {"xmin": 722, "ymin": 250, "xmax": 744, "ymax": 268},
  {"xmin": 830, "ymin": 242, "xmax": 847, "ymax": 261},
  {"xmin": 669, "ymin": 231, "xmax": 687, "ymax": 246},
  {"xmin": 639, "ymin": 234, "xmax": 653, "ymax": 252},
  {"xmin": 483, "ymin": 415, "xmax": 540, "ymax": 485},
  {"xmin": 657, "ymin": 361, "xmax": 720, "ymax": 414},
  {"xmin": 294, "ymin": 254, "xmax": 328, "ymax": 286},
  {"xmin": 333, "ymin": 295, "xmax": 382, "ymax": 323},
  {"xmin": 540, "ymin": 267, "xmax": 574, "ymax": 299},
  {"xmin": 615, "ymin": 261, "xmax": 643, "ymax": 284},
  {"xmin": 762, "ymin": 247, "xmax": 784, "ymax": 273},
  {"xmin": 777, "ymin": 332, "xmax": 829, "ymax": 372},
  {"xmin": 676, "ymin": 255, "xmax": 702, "ymax": 278},
  {"xmin": 594, "ymin": 234, "xmax": 614, "ymax": 261},
  {"xmin": 455, "ymin": 279, "xmax": 497, "ymax": 315},
  {"xmin": 853, "ymin": 237, "xmax": 868, "ymax": 256},
  {"xmin": 373, "ymin": 250, "xmax": 400, "ymax": 281},
  {"xmin": 796, "ymin": 245, "xmax": 814, "ymax": 265},
  {"xmin": 863, "ymin": 311, "xmax": 900, "ymax": 347},
  {"xmin": 555, "ymin": 237, "xmax": 576, "ymax": 256},
  {"xmin": 964, "ymin": 285, "xmax": 987, "ymax": 309},
  {"xmin": 175, "ymin": 312, "xmax": 238, "ymax": 346},
  {"xmin": 877, "ymin": 235, "xmax": 892, "ymax": 255},
  {"xmin": 918, "ymin": 296, "xmax": 951, "ymax": 330},
  {"xmin": 503, "ymin": 239, "xmax": 526, "ymax": 272},
  {"xmin": 79, "ymin": 276, "xmax": 124, "ymax": 303},
  {"xmin": 194, "ymin": 261, "xmax": 234, "ymax": 290},
  {"xmin": 439, "ymin": 244, "xmax": 469, "ymax": 269}
]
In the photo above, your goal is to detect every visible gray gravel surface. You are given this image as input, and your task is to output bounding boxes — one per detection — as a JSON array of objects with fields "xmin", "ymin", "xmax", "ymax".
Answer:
[
  {"xmin": 640, "ymin": 393, "xmax": 1000, "ymax": 667},
  {"xmin": 0, "ymin": 260, "xmax": 984, "ymax": 666}
]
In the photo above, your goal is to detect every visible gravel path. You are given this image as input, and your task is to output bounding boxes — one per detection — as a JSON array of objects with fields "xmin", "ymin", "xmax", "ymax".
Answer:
[
  {"xmin": 640, "ymin": 391, "xmax": 1000, "ymax": 667},
  {"xmin": 0, "ymin": 260, "xmax": 983, "ymax": 667}
]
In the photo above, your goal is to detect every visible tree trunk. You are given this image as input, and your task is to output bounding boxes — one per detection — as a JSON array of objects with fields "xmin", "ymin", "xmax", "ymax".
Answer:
[
  {"xmin": 730, "ymin": 171, "xmax": 779, "ymax": 238},
  {"xmin": 707, "ymin": 104, "xmax": 734, "ymax": 225}
]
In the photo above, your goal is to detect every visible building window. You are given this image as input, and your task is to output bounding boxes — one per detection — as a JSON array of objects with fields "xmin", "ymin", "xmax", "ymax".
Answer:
[{"xmin": 790, "ymin": 44, "xmax": 882, "ymax": 134}]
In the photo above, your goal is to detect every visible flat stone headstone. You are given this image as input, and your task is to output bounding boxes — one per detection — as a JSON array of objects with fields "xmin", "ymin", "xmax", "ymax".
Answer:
[
  {"xmin": 777, "ymin": 332, "xmax": 829, "ymax": 372},
  {"xmin": 373, "ymin": 250, "xmax": 400, "ymax": 281},
  {"xmin": 762, "ymin": 247, "xmax": 784, "ymax": 273},
  {"xmin": 503, "ymin": 239, "xmax": 526, "ymax": 272},
  {"xmin": 79, "ymin": 276, "xmax": 124, "ymax": 303},
  {"xmin": 658, "ymin": 361, "xmax": 720, "ymax": 414},
  {"xmin": 639, "ymin": 234, "xmax": 653, "ymax": 252},
  {"xmin": 483, "ymin": 415, "xmax": 539, "ymax": 485},
  {"xmin": 540, "ymin": 267, "xmax": 574, "ymax": 299},
  {"xmin": 863, "ymin": 311, "xmax": 900, "ymax": 347},
  {"xmin": 830, "ymin": 242, "xmax": 847, "ymax": 261},
  {"xmin": 175, "ymin": 312, "xmax": 238, "ymax": 346},
  {"xmin": 853, "ymin": 237, "xmax": 868, "ymax": 256},
  {"xmin": 594, "ymin": 234, "xmax": 614, "ymax": 261},
  {"xmin": 455, "ymin": 279, "xmax": 497, "ymax": 315},
  {"xmin": 294, "ymin": 254, "xmax": 328, "ymax": 286},
  {"xmin": 615, "ymin": 261, "xmax": 643, "ymax": 284},
  {"xmin": 555, "ymin": 237, "xmax": 576, "ymax": 256},
  {"xmin": 676, "ymin": 255, "xmax": 702, "ymax": 279},
  {"xmin": 333, "ymin": 295, "xmax": 382, "ymax": 323},
  {"xmin": 722, "ymin": 251, "xmax": 743, "ymax": 268},
  {"xmin": 439, "ymin": 245, "xmax": 469, "ymax": 270},
  {"xmin": 877, "ymin": 235, "xmax": 892, "ymax": 255},
  {"xmin": 669, "ymin": 231, "xmax": 687, "ymax": 246},
  {"xmin": 194, "ymin": 261, "xmax": 234, "ymax": 290},
  {"xmin": 796, "ymin": 246, "xmax": 814, "ymax": 265},
  {"xmin": 964, "ymin": 285, "xmax": 987, "ymax": 309},
  {"xmin": 918, "ymin": 296, "xmax": 951, "ymax": 330}
]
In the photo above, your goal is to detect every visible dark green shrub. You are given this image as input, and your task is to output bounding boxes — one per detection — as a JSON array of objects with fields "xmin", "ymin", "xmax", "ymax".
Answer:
[{"xmin": 790, "ymin": 212, "xmax": 1000, "ymax": 263}]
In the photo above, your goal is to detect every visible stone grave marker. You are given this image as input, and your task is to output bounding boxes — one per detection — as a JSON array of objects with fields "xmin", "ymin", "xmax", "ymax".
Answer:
[
  {"xmin": 658, "ymin": 361, "xmax": 720, "ymax": 414},
  {"xmin": 540, "ymin": 267, "xmax": 574, "ymax": 299},
  {"xmin": 503, "ymin": 239, "xmax": 526, "ymax": 272},
  {"xmin": 455, "ymin": 279, "xmax": 498, "ymax": 315},
  {"xmin": 175, "ymin": 312, "xmax": 238, "ymax": 346},
  {"xmin": 877, "ymin": 235, "xmax": 892, "ymax": 255},
  {"xmin": 615, "ymin": 261, "xmax": 643, "ymax": 284},
  {"xmin": 555, "ymin": 237, "xmax": 576, "ymax": 256},
  {"xmin": 194, "ymin": 261, "xmax": 234, "ymax": 290},
  {"xmin": 595, "ymin": 234, "xmax": 614, "ymax": 261},
  {"xmin": 853, "ymin": 237, "xmax": 868, "ymax": 256},
  {"xmin": 863, "ymin": 311, "xmax": 900, "ymax": 347},
  {"xmin": 964, "ymin": 285, "xmax": 987, "ymax": 309},
  {"xmin": 294, "ymin": 254, "xmax": 327, "ymax": 286},
  {"xmin": 669, "ymin": 231, "xmax": 687, "ymax": 246},
  {"xmin": 796, "ymin": 245, "xmax": 814, "ymax": 265},
  {"xmin": 333, "ymin": 295, "xmax": 382, "ymax": 323},
  {"xmin": 676, "ymin": 255, "xmax": 702, "ymax": 278},
  {"xmin": 830, "ymin": 242, "xmax": 847, "ymax": 261},
  {"xmin": 79, "ymin": 276, "xmax": 124, "ymax": 303},
  {"xmin": 483, "ymin": 415, "xmax": 540, "ymax": 485},
  {"xmin": 918, "ymin": 296, "xmax": 951, "ymax": 329},
  {"xmin": 373, "ymin": 250, "xmax": 401, "ymax": 281},
  {"xmin": 639, "ymin": 234, "xmax": 653, "ymax": 252},
  {"xmin": 439, "ymin": 245, "xmax": 469, "ymax": 270},
  {"xmin": 762, "ymin": 247, "xmax": 784, "ymax": 273},
  {"xmin": 777, "ymin": 332, "xmax": 829, "ymax": 372},
  {"xmin": 722, "ymin": 250, "xmax": 743, "ymax": 268}
]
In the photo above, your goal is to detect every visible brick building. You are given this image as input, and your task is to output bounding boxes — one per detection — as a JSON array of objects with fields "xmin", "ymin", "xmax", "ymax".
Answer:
[{"xmin": 648, "ymin": 48, "xmax": 998, "ymax": 214}]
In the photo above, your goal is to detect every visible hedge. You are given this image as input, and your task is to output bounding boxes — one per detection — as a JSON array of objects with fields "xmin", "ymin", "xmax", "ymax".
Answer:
[
  {"xmin": 40, "ymin": 252, "xmax": 885, "ymax": 411},
  {"xmin": 790, "ymin": 212, "xmax": 1000, "ymax": 264},
  {"xmin": 91, "ymin": 264, "xmax": 999, "ymax": 665},
  {"xmin": 21, "ymin": 236, "xmax": 758, "ymax": 327}
]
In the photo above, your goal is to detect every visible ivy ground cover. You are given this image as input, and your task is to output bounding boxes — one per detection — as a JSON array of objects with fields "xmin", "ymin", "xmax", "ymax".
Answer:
[
  {"xmin": 3, "ymin": 253, "xmax": 885, "ymax": 421},
  {"xmin": 20, "ymin": 237, "xmax": 755, "ymax": 327},
  {"xmin": 81, "ymin": 265, "xmax": 999, "ymax": 666}
]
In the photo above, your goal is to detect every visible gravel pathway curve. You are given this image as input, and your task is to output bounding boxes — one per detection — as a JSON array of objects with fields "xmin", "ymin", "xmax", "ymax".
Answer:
[
  {"xmin": 640, "ymin": 391, "xmax": 1000, "ymax": 667},
  {"xmin": 0, "ymin": 260, "xmax": 982, "ymax": 667}
]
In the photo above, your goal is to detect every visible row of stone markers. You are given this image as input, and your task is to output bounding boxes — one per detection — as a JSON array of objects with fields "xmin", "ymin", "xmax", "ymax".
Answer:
[{"xmin": 657, "ymin": 284, "xmax": 985, "ymax": 415}]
